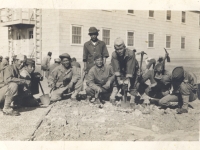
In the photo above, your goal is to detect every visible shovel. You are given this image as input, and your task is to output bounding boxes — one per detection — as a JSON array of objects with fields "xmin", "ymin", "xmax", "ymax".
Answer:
[
  {"xmin": 120, "ymin": 82, "xmax": 130, "ymax": 109},
  {"xmin": 39, "ymin": 82, "xmax": 50, "ymax": 106}
]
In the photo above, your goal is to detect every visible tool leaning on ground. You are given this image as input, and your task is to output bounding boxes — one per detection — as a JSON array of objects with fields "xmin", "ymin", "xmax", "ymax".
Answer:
[{"xmin": 136, "ymin": 51, "xmax": 152, "ymax": 113}]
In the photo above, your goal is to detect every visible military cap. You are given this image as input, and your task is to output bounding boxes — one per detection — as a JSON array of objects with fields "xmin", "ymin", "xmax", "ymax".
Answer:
[
  {"xmin": 15, "ymin": 54, "xmax": 25, "ymax": 61},
  {"xmin": 88, "ymin": 27, "xmax": 99, "ymax": 34},
  {"xmin": 114, "ymin": 37, "xmax": 125, "ymax": 49},
  {"xmin": 93, "ymin": 54, "xmax": 103, "ymax": 60},
  {"xmin": 172, "ymin": 66, "xmax": 184, "ymax": 82},
  {"xmin": 59, "ymin": 53, "xmax": 71, "ymax": 60},
  {"xmin": 25, "ymin": 58, "xmax": 35, "ymax": 66},
  {"xmin": 54, "ymin": 58, "xmax": 61, "ymax": 63}
]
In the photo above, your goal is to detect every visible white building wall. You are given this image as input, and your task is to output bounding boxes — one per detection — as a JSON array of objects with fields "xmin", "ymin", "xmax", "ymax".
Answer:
[
  {"xmin": 42, "ymin": 9, "xmax": 60, "ymax": 64},
  {"xmin": 58, "ymin": 10, "xmax": 200, "ymax": 62},
  {"xmin": 0, "ymin": 27, "xmax": 8, "ymax": 57}
]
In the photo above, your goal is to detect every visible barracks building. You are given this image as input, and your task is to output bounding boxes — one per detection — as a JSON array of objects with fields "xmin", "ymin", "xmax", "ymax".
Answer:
[{"xmin": 0, "ymin": 9, "xmax": 200, "ymax": 65}]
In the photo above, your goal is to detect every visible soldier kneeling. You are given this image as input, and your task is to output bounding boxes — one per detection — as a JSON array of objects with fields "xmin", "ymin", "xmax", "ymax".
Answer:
[
  {"xmin": 48, "ymin": 53, "xmax": 82, "ymax": 102},
  {"xmin": 18, "ymin": 58, "xmax": 43, "ymax": 107},
  {"xmin": 85, "ymin": 54, "xmax": 115, "ymax": 104}
]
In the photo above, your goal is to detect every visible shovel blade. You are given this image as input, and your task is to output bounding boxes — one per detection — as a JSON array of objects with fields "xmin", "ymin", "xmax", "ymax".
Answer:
[
  {"xmin": 121, "ymin": 100, "xmax": 131, "ymax": 109},
  {"xmin": 40, "ymin": 94, "xmax": 50, "ymax": 106}
]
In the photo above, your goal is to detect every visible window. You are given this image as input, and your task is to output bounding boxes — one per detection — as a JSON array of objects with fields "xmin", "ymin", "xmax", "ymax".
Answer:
[
  {"xmin": 71, "ymin": 25, "xmax": 82, "ymax": 44},
  {"xmin": 181, "ymin": 37, "xmax": 185, "ymax": 49},
  {"xmin": 182, "ymin": 11, "xmax": 186, "ymax": 23},
  {"xmin": 148, "ymin": 33, "xmax": 154, "ymax": 48},
  {"xmin": 102, "ymin": 29, "xmax": 110, "ymax": 45},
  {"xmin": 127, "ymin": 10, "xmax": 134, "ymax": 14},
  {"xmin": 29, "ymin": 31, "xmax": 33, "ymax": 39},
  {"xmin": 127, "ymin": 31, "xmax": 134, "ymax": 46},
  {"xmin": 149, "ymin": 10, "xmax": 154, "ymax": 17},
  {"xmin": 166, "ymin": 35, "xmax": 171, "ymax": 48},
  {"xmin": 166, "ymin": 10, "xmax": 171, "ymax": 20}
]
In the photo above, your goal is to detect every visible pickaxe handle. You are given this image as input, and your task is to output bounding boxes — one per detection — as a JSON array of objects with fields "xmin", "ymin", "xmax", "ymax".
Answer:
[{"xmin": 164, "ymin": 48, "xmax": 170, "ymax": 62}]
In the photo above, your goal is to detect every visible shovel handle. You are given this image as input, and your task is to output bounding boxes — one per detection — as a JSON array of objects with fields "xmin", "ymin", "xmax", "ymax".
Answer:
[{"xmin": 39, "ymin": 82, "xmax": 45, "ymax": 95}]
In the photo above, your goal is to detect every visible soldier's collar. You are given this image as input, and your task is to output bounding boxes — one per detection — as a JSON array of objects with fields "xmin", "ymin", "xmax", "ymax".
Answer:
[
  {"xmin": 89, "ymin": 39, "xmax": 99, "ymax": 45},
  {"xmin": 96, "ymin": 65, "xmax": 105, "ymax": 72}
]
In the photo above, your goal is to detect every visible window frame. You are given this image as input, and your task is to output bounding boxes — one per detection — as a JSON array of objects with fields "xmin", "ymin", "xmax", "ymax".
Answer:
[
  {"xmin": 126, "ymin": 30, "xmax": 134, "ymax": 47},
  {"xmin": 199, "ymin": 14, "xmax": 200, "ymax": 26},
  {"xmin": 181, "ymin": 36, "xmax": 185, "ymax": 49},
  {"xmin": 181, "ymin": 11, "xmax": 186, "ymax": 24},
  {"xmin": 199, "ymin": 39, "xmax": 200, "ymax": 50},
  {"xmin": 101, "ymin": 28, "xmax": 111, "ymax": 46},
  {"xmin": 148, "ymin": 32, "xmax": 155, "ymax": 48},
  {"xmin": 70, "ymin": 24, "xmax": 83, "ymax": 46},
  {"xmin": 165, "ymin": 35, "xmax": 171, "ymax": 49},
  {"xmin": 166, "ymin": 10, "xmax": 171, "ymax": 21},
  {"xmin": 127, "ymin": 10, "xmax": 135, "ymax": 16}
]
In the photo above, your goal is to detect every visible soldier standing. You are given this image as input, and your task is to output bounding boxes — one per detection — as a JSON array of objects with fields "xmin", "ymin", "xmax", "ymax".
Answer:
[{"xmin": 83, "ymin": 27, "xmax": 109, "ymax": 74}]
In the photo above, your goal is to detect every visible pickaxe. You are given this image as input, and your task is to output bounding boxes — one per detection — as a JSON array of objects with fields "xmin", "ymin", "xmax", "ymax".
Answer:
[{"xmin": 137, "ymin": 51, "xmax": 147, "ymax": 76}]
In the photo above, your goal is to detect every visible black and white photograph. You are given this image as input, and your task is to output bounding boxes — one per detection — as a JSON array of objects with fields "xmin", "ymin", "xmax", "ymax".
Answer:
[{"xmin": 0, "ymin": 0, "xmax": 200, "ymax": 149}]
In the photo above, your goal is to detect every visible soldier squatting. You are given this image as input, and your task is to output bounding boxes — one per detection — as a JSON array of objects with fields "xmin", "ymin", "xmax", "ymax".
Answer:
[{"xmin": 0, "ymin": 26, "xmax": 199, "ymax": 116}]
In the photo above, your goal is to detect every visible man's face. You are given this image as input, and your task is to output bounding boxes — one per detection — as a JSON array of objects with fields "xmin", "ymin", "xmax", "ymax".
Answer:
[
  {"xmin": 115, "ymin": 46, "xmax": 125, "ymax": 56},
  {"xmin": 94, "ymin": 57, "xmax": 103, "ymax": 68},
  {"xmin": 61, "ymin": 58, "xmax": 70, "ymax": 68},
  {"xmin": 15, "ymin": 59, "xmax": 24, "ymax": 70},
  {"xmin": 90, "ymin": 33, "xmax": 98, "ymax": 42},
  {"xmin": 26, "ymin": 64, "xmax": 35, "ymax": 74}
]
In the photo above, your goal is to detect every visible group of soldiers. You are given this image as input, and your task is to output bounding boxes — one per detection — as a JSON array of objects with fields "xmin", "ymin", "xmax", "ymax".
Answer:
[{"xmin": 0, "ymin": 26, "xmax": 199, "ymax": 116}]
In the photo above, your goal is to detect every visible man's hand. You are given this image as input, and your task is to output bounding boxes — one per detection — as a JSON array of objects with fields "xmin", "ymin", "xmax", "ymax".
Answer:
[
  {"xmin": 25, "ymin": 80, "xmax": 31, "ymax": 86},
  {"xmin": 123, "ymin": 78, "xmax": 130, "ymax": 85},
  {"xmin": 96, "ymin": 86, "xmax": 103, "ymax": 93},
  {"xmin": 102, "ymin": 80, "xmax": 111, "ymax": 89}
]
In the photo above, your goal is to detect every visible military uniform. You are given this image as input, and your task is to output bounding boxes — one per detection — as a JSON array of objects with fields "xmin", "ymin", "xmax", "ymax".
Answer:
[
  {"xmin": 83, "ymin": 27, "xmax": 109, "ymax": 73},
  {"xmin": 41, "ymin": 53, "xmax": 51, "ymax": 78},
  {"xmin": 137, "ymin": 69, "xmax": 171, "ymax": 99},
  {"xmin": 111, "ymin": 48, "xmax": 138, "ymax": 97},
  {"xmin": 48, "ymin": 53, "xmax": 82, "ymax": 101},
  {"xmin": 0, "ymin": 54, "xmax": 28, "ymax": 115},
  {"xmin": 0, "ymin": 58, "xmax": 9, "ymax": 85},
  {"xmin": 159, "ymin": 67, "xmax": 197, "ymax": 113},
  {"xmin": 71, "ymin": 61, "xmax": 81, "ymax": 68},
  {"xmin": 18, "ymin": 59, "xmax": 42, "ymax": 107},
  {"xmin": 86, "ymin": 64, "xmax": 115, "ymax": 100}
]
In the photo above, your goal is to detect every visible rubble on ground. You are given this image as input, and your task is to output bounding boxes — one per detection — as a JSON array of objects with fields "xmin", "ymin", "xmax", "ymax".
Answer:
[{"xmin": 33, "ymin": 98, "xmax": 200, "ymax": 141}]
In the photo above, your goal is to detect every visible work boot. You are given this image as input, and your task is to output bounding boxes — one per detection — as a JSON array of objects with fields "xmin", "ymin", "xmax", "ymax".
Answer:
[
  {"xmin": 3, "ymin": 108, "xmax": 20, "ymax": 116},
  {"xmin": 177, "ymin": 108, "xmax": 188, "ymax": 114},
  {"xmin": 177, "ymin": 95, "xmax": 189, "ymax": 114},
  {"xmin": 71, "ymin": 91, "xmax": 78, "ymax": 101}
]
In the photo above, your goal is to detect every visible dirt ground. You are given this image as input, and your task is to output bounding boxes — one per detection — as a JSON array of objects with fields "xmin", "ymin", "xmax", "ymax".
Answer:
[{"xmin": 0, "ymin": 60, "xmax": 199, "ymax": 141}]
